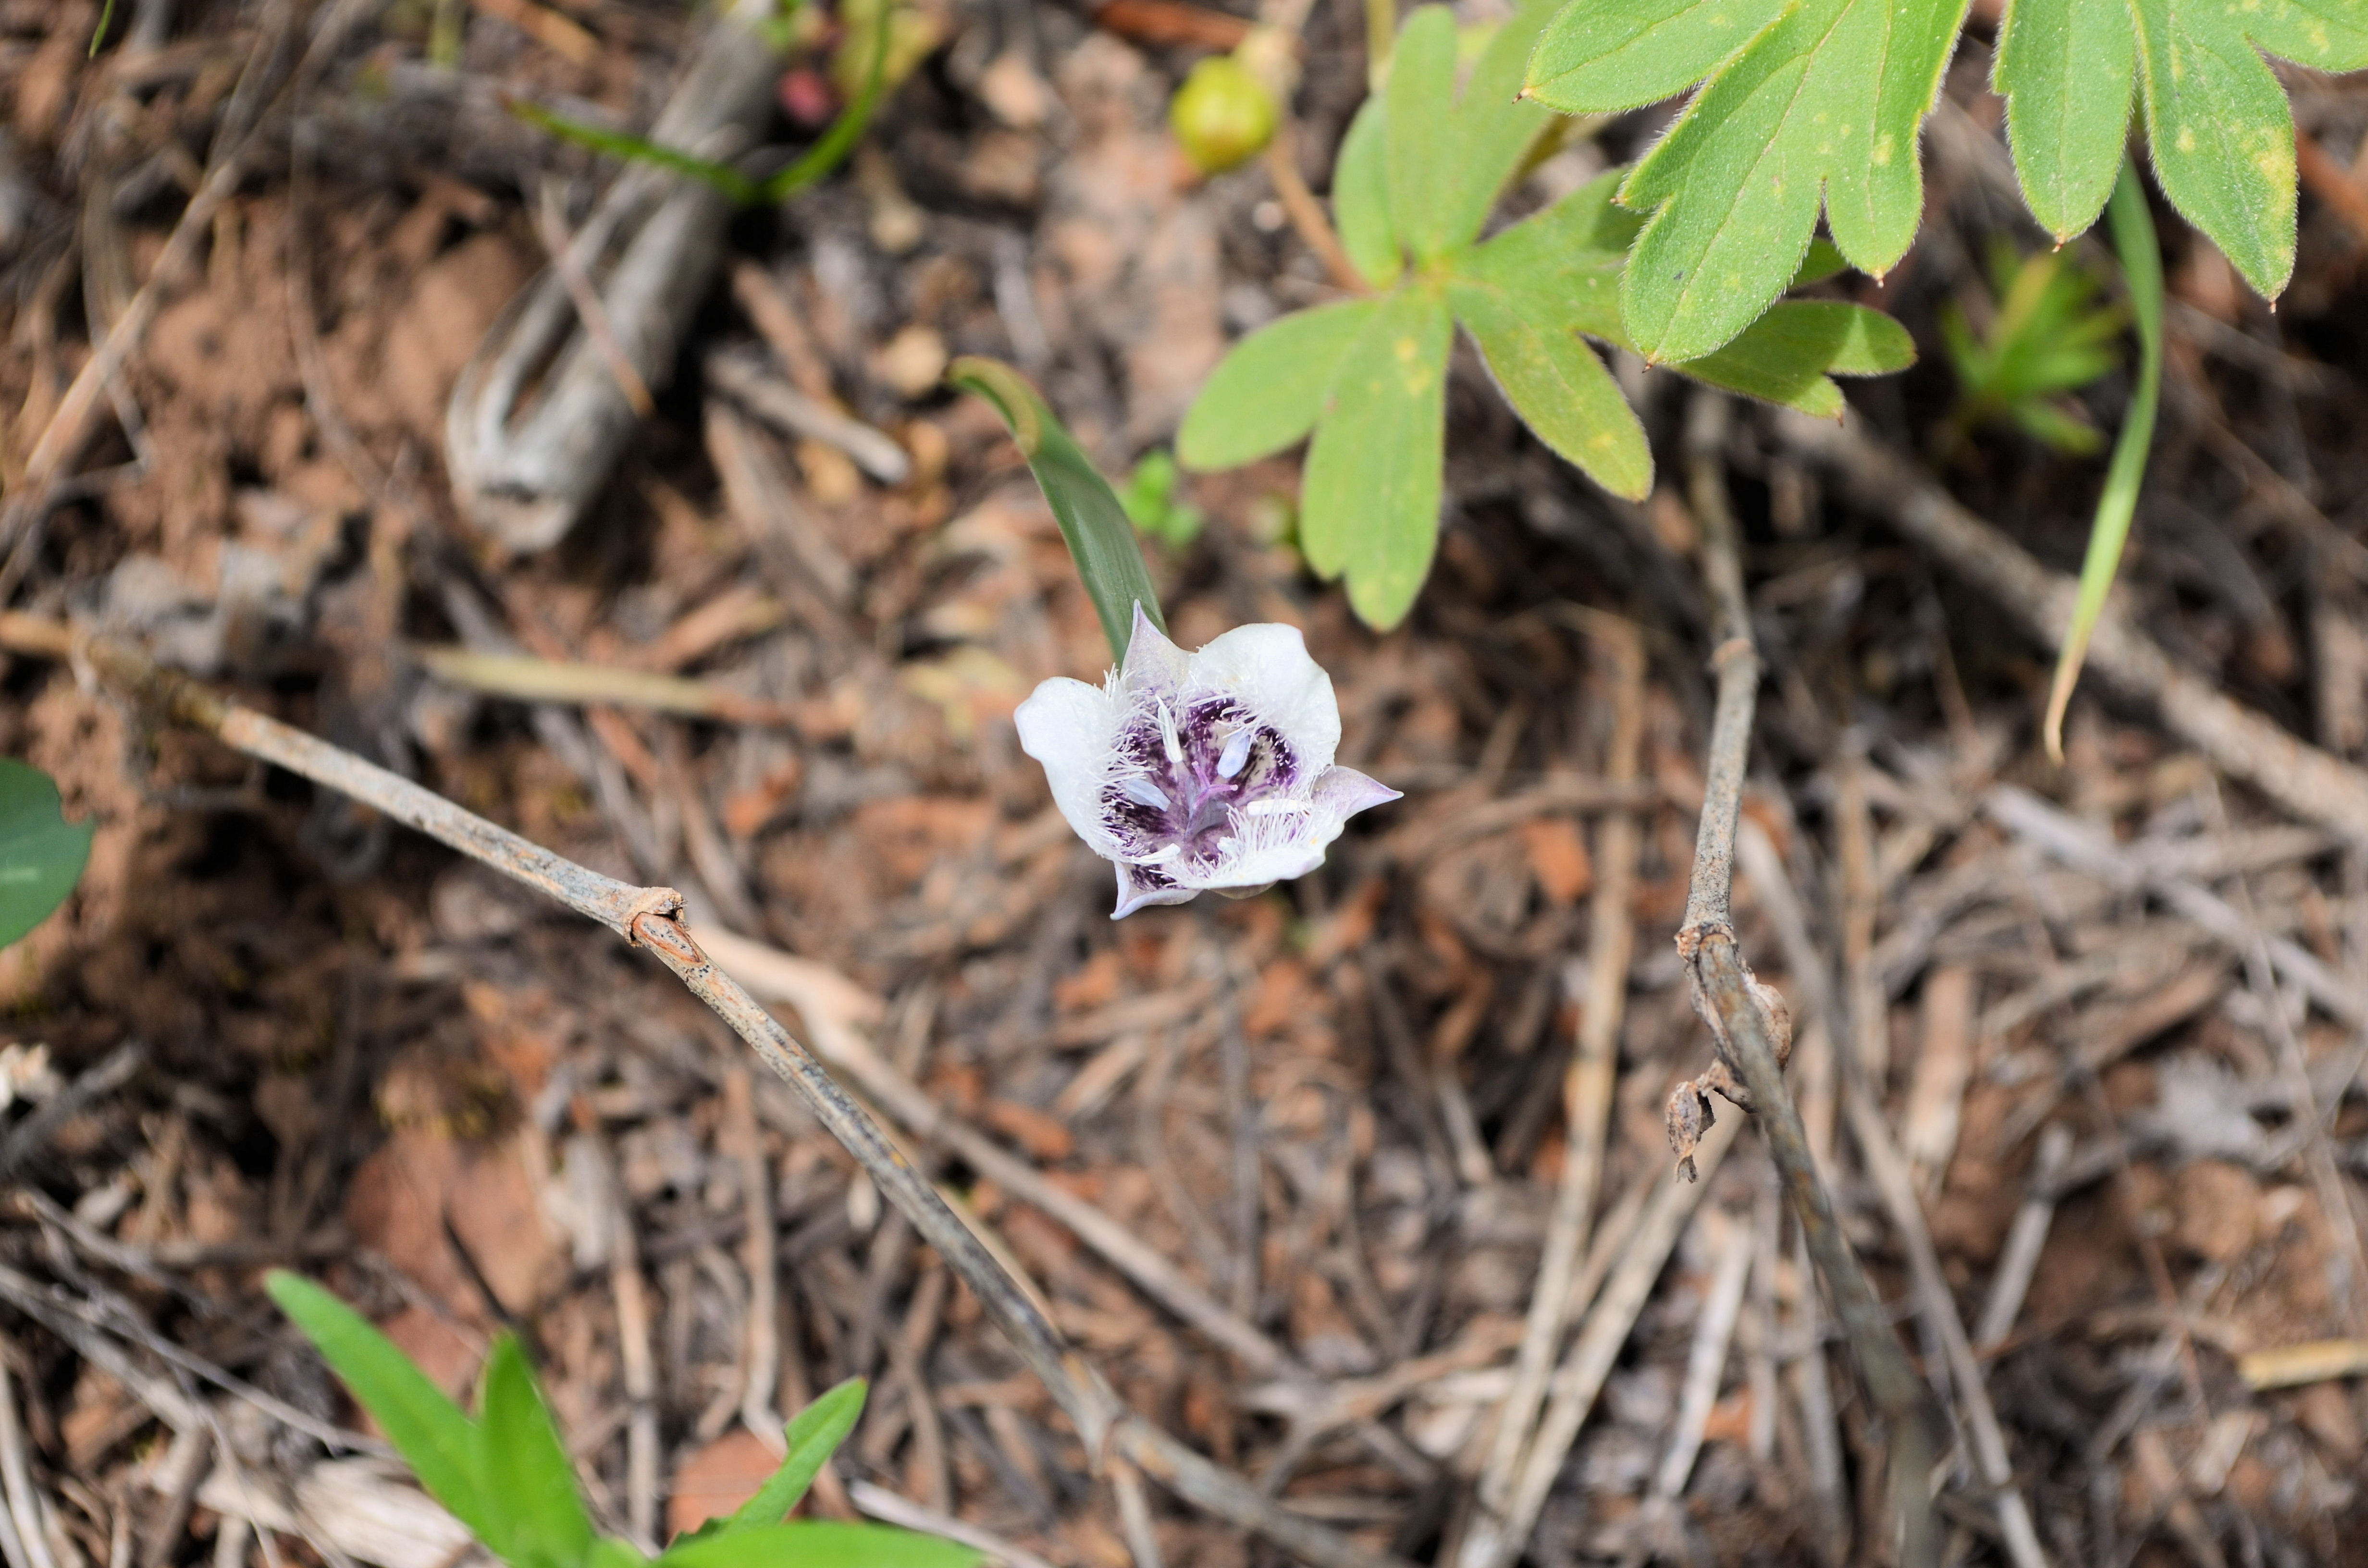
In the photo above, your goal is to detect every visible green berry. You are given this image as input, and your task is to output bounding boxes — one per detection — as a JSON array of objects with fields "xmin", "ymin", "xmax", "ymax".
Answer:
[{"xmin": 1169, "ymin": 57, "xmax": 1277, "ymax": 176}]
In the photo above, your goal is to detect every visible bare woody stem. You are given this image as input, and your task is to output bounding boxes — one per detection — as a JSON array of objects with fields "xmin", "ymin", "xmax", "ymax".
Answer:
[
  {"xmin": 0, "ymin": 612, "xmax": 1409, "ymax": 1568},
  {"xmin": 1667, "ymin": 400, "xmax": 1946, "ymax": 1566}
]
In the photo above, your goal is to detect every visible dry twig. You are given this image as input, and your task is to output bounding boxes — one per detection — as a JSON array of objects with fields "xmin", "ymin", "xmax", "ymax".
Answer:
[{"xmin": 0, "ymin": 613, "xmax": 1405, "ymax": 1568}]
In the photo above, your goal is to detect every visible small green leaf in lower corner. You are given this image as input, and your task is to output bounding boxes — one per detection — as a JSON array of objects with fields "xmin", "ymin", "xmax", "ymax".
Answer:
[
  {"xmin": 264, "ymin": 1272, "xmax": 501, "ymax": 1550},
  {"xmin": 1300, "ymin": 290, "xmax": 1454, "ymax": 631},
  {"xmin": 1177, "ymin": 300, "xmax": 1382, "ymax": 473},
  {"xmin": 658, "ymin": 1524, "xmax": 980, "ymax": 1568},
  {"xmin": 948, "ymin": 357, "xmax": 1167, "ymax": 664},
  {"xmin": 721, "ymin": 1379, "xmax": 868, "ymax": 1532},
  {"xmin": 0, "ymin": 760, "xmax": 89, "ymax": 951},
  {"xmin": 477, "ymin": 1336, "xmax": 595, "ymax": 1568}
]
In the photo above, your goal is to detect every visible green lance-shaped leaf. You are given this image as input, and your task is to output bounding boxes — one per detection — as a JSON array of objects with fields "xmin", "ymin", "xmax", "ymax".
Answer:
[
  {"xmin": 947, "ymin": 358, "xmax": 1166, "ymax": 664},
  {"xmin": 657, "ymin": 1524, "xmax": 981, "ymax": 1568},
  {"xmin": 1992, "ymin": 0, "xmax": 2136, "ymax": 242},
  {"xmin": 476, "ymin": 1336, "xmax": 596, "ymax": 1568},
  {"xmin": 264, "ymin": 1273, "xmax": 502, "ymax": 1549},
  {"xmin": 1300, "ymin": 290, "xmax": 1454, "ymax": 631},
  {"xmin": 1529, "ymin": 0, "xmax": 1970, "ymax": 363},
  {"xmin": 0, "ymin": 760, "xmax": 90, "ymax": 950},
  {"xmin": 721, "ymin": 1379, "xmax": 867, "ymax": 1531},
  {"xmin": 1332, "ymin": 99, "xmax": 1400, "ymax": 289},
  {"xmin": 1176, "ymin": 300, "xmax": 1383, "ymax": 471},
  {"xmin": 2044, "ymin": 159, "xmax": 2164, "ymax": 764},
  {"xmin": 2128, "ymin": 0, "xmax": 2368, "ymax": 303}
]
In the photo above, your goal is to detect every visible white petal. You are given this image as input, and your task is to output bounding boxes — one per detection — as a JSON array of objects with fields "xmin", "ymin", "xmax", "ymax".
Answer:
[
  {"xmin": 1309, "ymin": 765, "xmax": 1401, "ymax": 821},
  {"xmin": 1014, "ymin": 676, "xmax": 1122, "ymax": 855},
  {"xmin": 1119, "ymin": 603, "xmax": 1188, "ymax": 701},
  {"xmin": 1184, "ymin": 623, "xmax": 1341, "ymax": 773},
  {"xmin": 1112, "ymin": 860, "xmax": 1198, "ymax": 919}
]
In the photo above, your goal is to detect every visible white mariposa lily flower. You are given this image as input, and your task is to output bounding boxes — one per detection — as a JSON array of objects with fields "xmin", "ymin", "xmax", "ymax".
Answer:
[{"xmin": 1015, "ymin": 605, "xmax": 1400, "ymax": 918}]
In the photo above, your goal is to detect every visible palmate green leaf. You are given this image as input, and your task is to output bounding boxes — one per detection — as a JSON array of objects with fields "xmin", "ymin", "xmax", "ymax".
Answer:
[
  {"xmin": 1332, "ymin": 100, "xmax": 1399, "ymax": 289},
  {"xmin": 1448, "ymin": 279, "xmax": 1651, "ymax": 499},
  {"xmin": 1528, "ymin": 0, "xmax": 1968, "ymax": 363},
  {"xmin": 264, "ymin": 1273, "xmax": 503, "ymax": 1550},
  {"xmin": 0, "ymin": 760, "xmax": 89, "ymax": 950},
  {"xmin": 477, "ymin": 1337, "xmax": 594, "ymax": 1568},
  {"xmin": 1525, "ymin": 0, "xmax": 1788, "ymax": 112},
  {"xmin": 1385, "ymin": 2, "xmax": 1560, "ymax": 266},
  {"xmin": 1176, "ymin": 302, "xmax": 1382, "ymax": 470},
  {"xmin": 658, "ymin": 1524, "xmax": 979, "ymax": 1568},
  {"xmin": 1992, "ymin": 0, "xmax": 2136, "ymax": 240},
  {"xmin": 948, "ymin": 358, "xmax": 1167, "ymax": 663},
  {"xmin": 2129, "ymin": 0, "xmax": 2368, "ymax": 300},
  {"xmin": 1301, "ymin": 291, "xmax": 1453, "ymax": 630},
  {"xmin": 1682, "ymin": 302, "xmax": 1914, "ymax": 415},
  {"xmin": 1452, "ymin": 172, "xmax": 1913, "ymax": 419}
]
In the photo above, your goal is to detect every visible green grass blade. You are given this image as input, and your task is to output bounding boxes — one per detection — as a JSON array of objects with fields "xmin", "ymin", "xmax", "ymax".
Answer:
[
  {"xmin": 506, "ymin": 100, "xmax": 762, "ymax": 204},
  {"xmin": 724, "ymin": 1379, "xmax": 867, "ymax": 1531},
  {"xmin": 0, "ymin": 761, "xmax": 90, "ymax": 950},
  {"xmin": 477, "ymin": 1336, "xmax": 596, "ymax": 1568},
  {"xmin": 947, "ymin": 357, "xmax": 1166, "ymax": 663},
  {"xmin": 2043, "ymin": 159, "xmax": 2162, "ymax": 763},
  {"xmin": 263, "ymin": 1273, "xmax": 502, "ymax": 1549},
  {"xmin": 760, "ymin": 0, "xmax": 892, "ymax": 203}
]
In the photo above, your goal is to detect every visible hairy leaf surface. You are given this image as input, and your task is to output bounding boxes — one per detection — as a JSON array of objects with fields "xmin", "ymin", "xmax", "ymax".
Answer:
[{"xmin": 1300, "ymin": 292, "xmax": 1453, "ymax": 629}]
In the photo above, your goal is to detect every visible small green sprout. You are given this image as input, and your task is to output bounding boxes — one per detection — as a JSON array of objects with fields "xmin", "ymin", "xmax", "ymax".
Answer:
[
  {"xmin": 1939, "ymin": 240, "xmax": 2125, "ymax": 457},
  {"xmin": 1119, "ymin": 449, "xmax": 1205, "ymax": 550},
  {"xmin": 267, "ymin": 1272, "xmax": 979, "ymax": 1568}
]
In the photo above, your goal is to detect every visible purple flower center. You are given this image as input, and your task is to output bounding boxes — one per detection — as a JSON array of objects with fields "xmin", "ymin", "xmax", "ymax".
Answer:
[{"xmin": 1101, "ymin": 695, "xmax": 1297, "ymax": 867}]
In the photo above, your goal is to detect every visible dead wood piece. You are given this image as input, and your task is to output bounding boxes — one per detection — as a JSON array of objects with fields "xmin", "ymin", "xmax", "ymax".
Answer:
[{"xmin": 446, "ymin": 0, "xmax": 781, "ymax": 552}]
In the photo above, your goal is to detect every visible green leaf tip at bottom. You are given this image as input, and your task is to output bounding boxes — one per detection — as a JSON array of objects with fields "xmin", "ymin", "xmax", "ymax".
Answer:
[
  {"xmin": 2044, "ymin": 159, "xmax": 2162, "ymax": 764},
  {"xmin": 725, "ymin": 1379, "xmax": 866, "ymax": 1532},
  {"xmin": 0, "ymin": 760, "xmax": 91, "ymax": 951},
  {"xmin": 948, "ymin": 357, "xmax": 1167, "ymax": 665},
  {"xmin": 659, "ymin": 1523, "xmax": 981, "ymax": 1568},
  {"xmin": 263, "ymin": 1272, "xmax": 503, "ymax": 1551}
]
